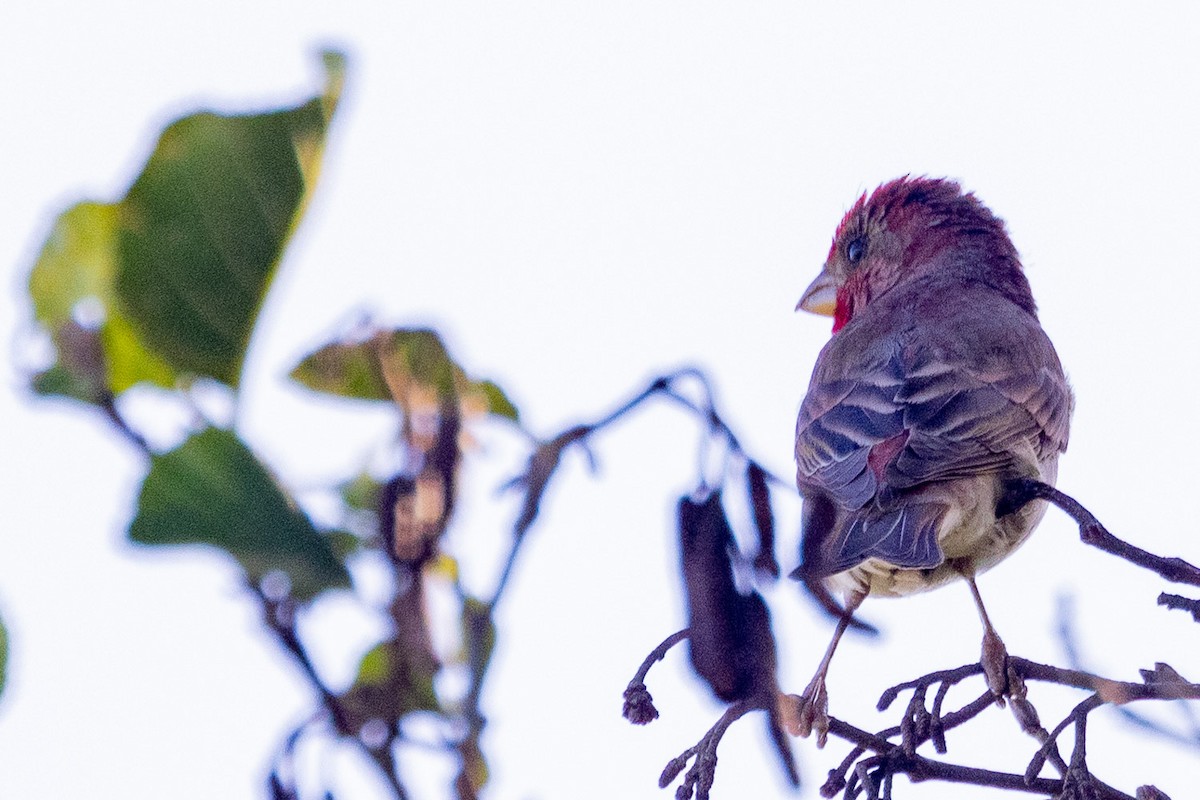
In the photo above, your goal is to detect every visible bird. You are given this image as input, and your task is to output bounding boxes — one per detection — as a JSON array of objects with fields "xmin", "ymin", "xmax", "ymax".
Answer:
[{"xmin": 783, "ymin": 177, "xmax": 1073, "ymax": 744}]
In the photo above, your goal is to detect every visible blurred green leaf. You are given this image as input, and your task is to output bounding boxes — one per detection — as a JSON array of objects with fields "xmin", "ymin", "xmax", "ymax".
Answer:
[
  {"xmin": 290, "ymin": 340, "xmax": 391, "ymax": 401},
  {"xmin": 31, "ymin": 362, "xmax": 95, "ymax": 402},
  {"xmin": 354, "ymin": 641, "xmax": 393, "ymax": 686},
  {"xmin": 426, "ymin": 552, "xmax": 460, "ymax": 583},
  {"xmin": 101, "ymin": 312, "xmax": 177, "ymax": 394},
  {"xmin": 25, "ymin": 51, "xmax": 343, "ymax": 401},
  {"xmin": 128, "ymin": 427, "xmax": 350, "ymax": 601},
  {"xmin": 290, "ymin": 328, "xmax": 520, "ymax": 422},
  {"xmin": 339, "ymin": 472, "xmax": 382, "ymax": 512},
  {"xmin": 392, "ymin": 328, "xmax": 458, "ymax": 400},
  {"xmin": 458, "ymin": 737, "xmax": 489, "ymax": 797},
  {"xmin": 473, "ymin": 379, "xmax": 519, "ymax": 422},
  {"xmin": 322, "ymin": 529, "xmax": 362, "ymax": 561},
  {"xmin": 114, "ymin": 99, "xmax": 329, "ymax": 385},
  {"xmin": 343, "ymin": 637, "xmax": 441, "ymax": 722}
]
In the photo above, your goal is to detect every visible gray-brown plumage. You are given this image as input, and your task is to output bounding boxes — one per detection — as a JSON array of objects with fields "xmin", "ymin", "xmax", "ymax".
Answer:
[{"xmin": 783, "ymin": 177, "xmax": 1073, "ymax": 743}]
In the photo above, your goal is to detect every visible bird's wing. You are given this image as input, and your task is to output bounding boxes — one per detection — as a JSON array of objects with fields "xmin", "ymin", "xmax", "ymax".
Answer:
[
  {"xmin": 794, "ymin": 354, "xmax": 907, "ymax": 509},
  {"xmin": 889, "ymin": 356, "xmax": 1071, "ymax": 488},
  {"xmin": 795, "ymin": 295, "xmax": 1072, "ymax": 575},
  {"xmin": 796, "ymin": 342, "xmax": 1070, "ymax": 505}
]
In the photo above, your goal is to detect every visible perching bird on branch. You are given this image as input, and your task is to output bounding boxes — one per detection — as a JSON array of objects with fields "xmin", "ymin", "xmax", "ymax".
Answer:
[{"xmin": 787, "ymin": 177, "xmax": 1073, "ymax": 742}]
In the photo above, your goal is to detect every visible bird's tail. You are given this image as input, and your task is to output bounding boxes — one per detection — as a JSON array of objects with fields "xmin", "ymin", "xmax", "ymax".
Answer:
[{"xmin": 827, "ymin": 504, "xmax": 946, "ymax": 575}]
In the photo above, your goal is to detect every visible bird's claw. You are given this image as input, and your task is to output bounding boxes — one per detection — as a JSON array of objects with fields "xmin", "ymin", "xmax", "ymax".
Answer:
[
  {"xmin": 981, "ymin": 626, "xmax": 1010, "ymax": 702},
  {"xmin": 779, "ymin": 679, "xmax": 831, "ymax": 747}
]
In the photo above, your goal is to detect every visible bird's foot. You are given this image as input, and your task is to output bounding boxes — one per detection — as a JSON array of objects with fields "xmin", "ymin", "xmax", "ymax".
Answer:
[
  {"xmin": 778, "ymin": 676, "xmax": 831, "ymax": 747},
  {"xmin": 980, "ymin": 626, "xmax": 1011, "ymax": 703}
]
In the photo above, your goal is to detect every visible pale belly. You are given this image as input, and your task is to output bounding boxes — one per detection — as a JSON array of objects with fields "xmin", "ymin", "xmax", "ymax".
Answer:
[{"xmin": 826, "ymin": 460, "xmax": 1056, "ymax": 599}]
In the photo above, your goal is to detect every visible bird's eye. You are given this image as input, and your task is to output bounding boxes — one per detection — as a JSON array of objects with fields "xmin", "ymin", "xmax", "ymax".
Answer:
[{"xmin": 847, "ymin": 237, "xmax": 866, "ymax": 264}]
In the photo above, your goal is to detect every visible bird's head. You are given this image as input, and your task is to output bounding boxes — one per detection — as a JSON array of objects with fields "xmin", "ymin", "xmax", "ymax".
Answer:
[{"xmin": 798, "ymin": 177, "xmax": 1030, "ymax": 332}]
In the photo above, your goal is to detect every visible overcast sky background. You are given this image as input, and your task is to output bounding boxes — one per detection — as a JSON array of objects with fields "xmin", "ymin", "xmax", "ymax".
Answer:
[{"xmin": 3, "ymin": 3, "xmax": 1200, "ymax": 799}]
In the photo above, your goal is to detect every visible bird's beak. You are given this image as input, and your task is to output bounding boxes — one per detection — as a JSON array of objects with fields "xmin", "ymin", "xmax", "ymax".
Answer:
[{"xmin": 797, "ymin": 268, "xmax": 838, "ymax": 316}]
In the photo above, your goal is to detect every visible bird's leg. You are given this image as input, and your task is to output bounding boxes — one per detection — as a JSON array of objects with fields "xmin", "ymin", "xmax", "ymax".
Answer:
[
  {"xmin": 780, "ymin": 589, "xmax": 866, "ymax": 747},
  {"xmin": 960, "ymin": 569, "xmax": 1012, "ymax": 701}
]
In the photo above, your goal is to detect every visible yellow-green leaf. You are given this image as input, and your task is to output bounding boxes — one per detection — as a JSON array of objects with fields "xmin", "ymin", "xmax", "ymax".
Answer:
[
  {"xmin": 27, "ymin": 203, "xmax": 175, "ymax": 396},
  {"xmin": 355, "ymin": 642, "xmax": 392, "ymax": 686},
  {"xmin": 343, "ymin": 637, "xmax": 441, "ymax": 723},
  {"xmin": 290, "ymin": 328, "xmax": 520, "ymax": 422},
  {"xmin": 472, "ymin": 379, "xmax": 519, "ymax": 422},
  {"xmin": 28, "ymin": 202, "xmax": 119, "ymax": 326},
  {"xmin": 340, "ymin": 472, "xmax": 383, "ymax": 512},
  {"xmin": 290, "ymin": 340, "xmax": 391, "ymax": 401}
]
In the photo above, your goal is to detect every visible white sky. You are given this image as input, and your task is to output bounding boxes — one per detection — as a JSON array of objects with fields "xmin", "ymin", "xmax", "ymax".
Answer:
[{"xmin": 3, "ymin": 2, "xmax": 1199, "ymax": 799}]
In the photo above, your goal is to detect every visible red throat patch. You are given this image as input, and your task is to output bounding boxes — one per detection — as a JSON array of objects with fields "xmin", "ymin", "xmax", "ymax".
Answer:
[
  {"xmin": 832, "ymin": 283, "xmax": 860, "ymax": 333},
  {"xmin": 832, "ymin": 294, "xmax": 851, "ymax": 333}
]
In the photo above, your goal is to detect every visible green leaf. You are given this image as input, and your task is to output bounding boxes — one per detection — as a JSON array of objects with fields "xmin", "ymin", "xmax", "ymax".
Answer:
[
  {"xmin": 426, "ymin": 552, "xmax": 459, "ymax": 583},
  {"xmin": 343, "ymin": 637, "xmax": 441, "ymax": 722},
  {"xmin": 290, "ymin": 328, "xmax": 520, "ymax": 421},
  {"xmin": 322, "ymin": 529, "xmax": 362, "ymax": 561},
  {"xmin": 392, "ymin": 329, "xmax": 459, "ymax": 400},
  {"xmin": 354, "ymin": 641, "xmax": 393, "ymax": 686},
  {"xmin": 101, "ymin": 312, "xmax": 177, "ymax": 394},
  {"xmin": 129, "ymin": 427, "xmax": 350, "ymax": 601},
  {"xmin": 339, "ymin": 472, "xmax": 383, "ymax": 512},
  {"xmin": 290, "ymin": 340, "xmax": 391, "ymax": 401},
  {"xmin": 31, "ymin": 362, "xmax": 96, "ymax": 402},
  {"xmin": 473, "ymin": 379, "xmax": 519, "ymax": 422},
  {"xmin": 114, "ymin": 98, "xmax": 329, "ymax": 385},
  {"xmin": 24, "ymin": 50, "xmax": 343, "ymax": 400},
  {"xmin": 458, "ymin": 738, "xmax": 489, "ymax": 797}
]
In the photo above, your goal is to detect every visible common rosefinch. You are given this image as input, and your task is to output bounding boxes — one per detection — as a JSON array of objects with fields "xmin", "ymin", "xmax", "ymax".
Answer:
[{"xmin": 786, "ymin": 177, "xmax": 1073, "ymax": 742}]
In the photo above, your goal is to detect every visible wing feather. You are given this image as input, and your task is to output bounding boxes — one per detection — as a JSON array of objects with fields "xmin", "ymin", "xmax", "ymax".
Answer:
[{"xmin": 796, "ymin": 281, "xmax": 1072, "ymax": 576}]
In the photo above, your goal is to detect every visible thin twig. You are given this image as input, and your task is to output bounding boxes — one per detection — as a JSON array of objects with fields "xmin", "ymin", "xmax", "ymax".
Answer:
[
  {"xmin": 818, "ymin": 649, "xmax": 1199, "ymax": 799},
  {"xmin": 248, "ymin": 581, "xmax": 411, "ymax": 800},
  {"xmin": 1012, "ymin": 658, "xmax": 1200, "ymax": 704},
  {"xmin": 487, "ymin": 368, "xmax": 772, "ymax": 611},
  {"xmin": 826, "ymin": 714, "xmax": 1065, "ymax": 795},
  {"xmin": 98, "ymin": 393, "xmax": 152, "ymax": 454},
  {"xmin": 622, "ymin": 629, "xmax": 690, "ymax": 725},
  {"xmin": 1001, "ymin": 479, "xmax": 1200, "ymax": 587},
  {"xmin": 631, "ymin": 628, "xmax": 691, "ymax": 686},
  {"xmin": 659, "ymin": 702, "xmax": 756, "ymax": 800}
]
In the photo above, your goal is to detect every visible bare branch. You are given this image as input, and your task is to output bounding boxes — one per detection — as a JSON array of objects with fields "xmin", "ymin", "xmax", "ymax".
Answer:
[{"xmin": 1000, "ymin": 479, "xmax": 1200, "ymax": 587}]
